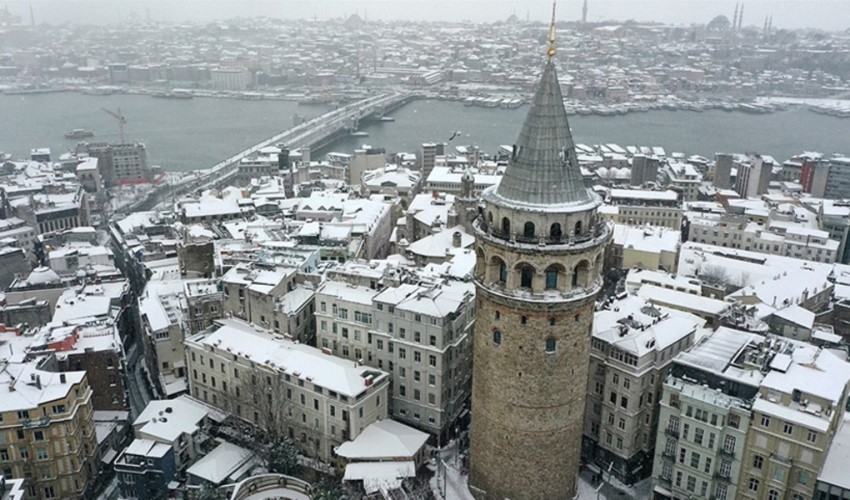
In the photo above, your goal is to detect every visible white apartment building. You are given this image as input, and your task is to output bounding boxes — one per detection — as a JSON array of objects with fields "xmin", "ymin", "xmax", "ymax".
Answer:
[
  {"xmin": 184, "ymin": 319, "xmax": 389, "ymax": 462},
  {"xmin": 583, "ymin": 293, "xmax": 704, "ymax": 484},
  {"xmin": 371, "ymin": 280, "xmax": 475, "ymax": 438}
]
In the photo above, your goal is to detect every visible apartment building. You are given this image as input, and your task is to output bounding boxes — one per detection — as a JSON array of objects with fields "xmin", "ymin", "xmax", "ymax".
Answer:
[
  {"xmin": 315, "ymin": 280, "xmax": 379, "ymax": 362},
  {"xmin": 221, "ymin": 263, "xmax": 297, "ymax": 327},
  {"xmin": 184, "ymin": 319, "xmax": 389, "ymax": 462},
  {"xmin": 652, "ymin": 327, "xmax": 759, "ymax": 500},
  {"xmin": 602, "ymin": 189, "xmax": 682, "ymax": 229},
  {"xmin": 583, "ymin": 294, "xmax": 703, "ymax": 484},
  {"xmin": 661, "ymin": 162, "xmax": 701, "ymax": 202},
  {"xmin": 371, "ymin": 280, "xmax": 475, "ymax": 438},
  {"xmin": 650, "ymin": 327, "xmax": 850, "ymax": 500},
  {"xmin": 688, "ymin": 213, "xmax": 839, "ymax": 263},
  {"xmin": 0, "ymin": 361, "xmax": 97, "ymax": 500},
  {"xmin": 739, "ymin": 342, "xmax": 850, "ymax": 500}
]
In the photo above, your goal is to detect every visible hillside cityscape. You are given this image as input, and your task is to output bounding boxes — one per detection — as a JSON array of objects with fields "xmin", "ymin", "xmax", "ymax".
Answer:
[{"xmin": 0, "ymin": 2, "xmax": 850, "ymax": 500}]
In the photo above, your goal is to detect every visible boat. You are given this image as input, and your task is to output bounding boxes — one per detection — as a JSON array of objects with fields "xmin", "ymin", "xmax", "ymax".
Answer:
[
  {"xmin": 65, "ymin": 129, "xmax": 95, "ymax": 139},
  {"xmin": 351, "ymin": 131, "xmax": 370, "ymax": 137},
  {"xmin": 152, "ymin": 90, "xmax": 194, "ymax": 99},
  {"xmin": 379, "ymin": 116, "xmax": 396, "ymax": 122}
]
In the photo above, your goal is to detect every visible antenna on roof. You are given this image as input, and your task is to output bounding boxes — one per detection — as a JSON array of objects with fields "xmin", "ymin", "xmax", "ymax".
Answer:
[{"xmin": 547, "ymin": 1, "xmax": 557, "ymax": 59}]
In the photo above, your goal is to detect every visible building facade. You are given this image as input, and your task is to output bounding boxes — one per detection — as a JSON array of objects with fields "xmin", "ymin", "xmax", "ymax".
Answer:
[{"xmin": 468, "ymin": 56, "xmax": 610, "ymax": 499}]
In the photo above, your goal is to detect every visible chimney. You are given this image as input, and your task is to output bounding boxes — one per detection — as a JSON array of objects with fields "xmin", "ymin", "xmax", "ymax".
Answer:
[{"xmin": 453, "ymin": 231, "xmax": 462, "ymax": 248}]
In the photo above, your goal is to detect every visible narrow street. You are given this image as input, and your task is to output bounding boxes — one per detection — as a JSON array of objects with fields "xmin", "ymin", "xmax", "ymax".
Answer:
[{"xmin": 125, "ymin": 342, "xmax": 153, "ymax": 418}]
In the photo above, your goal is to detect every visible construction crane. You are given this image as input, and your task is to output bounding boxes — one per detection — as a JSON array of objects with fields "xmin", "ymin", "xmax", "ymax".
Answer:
[{"xmin": 101, "ymin": 107, "xmax": 127, "ymax": 144}]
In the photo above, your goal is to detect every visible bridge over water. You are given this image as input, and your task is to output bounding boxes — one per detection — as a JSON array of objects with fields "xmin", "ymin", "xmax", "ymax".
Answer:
[{"xmin": 119, "ymin": 91, "xmax": 415, "ymax": 214}]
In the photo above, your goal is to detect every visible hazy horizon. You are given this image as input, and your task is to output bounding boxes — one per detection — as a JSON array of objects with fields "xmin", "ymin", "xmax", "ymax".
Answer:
[{"xmin": 4, "ymin": 0, "xmax": 850, "ymax": 31}]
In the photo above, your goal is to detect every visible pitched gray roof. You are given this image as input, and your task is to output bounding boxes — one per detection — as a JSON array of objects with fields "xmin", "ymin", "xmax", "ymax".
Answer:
[{"xmin": 493, "ymin": 61, "xmax": 593, "ymax": 208}]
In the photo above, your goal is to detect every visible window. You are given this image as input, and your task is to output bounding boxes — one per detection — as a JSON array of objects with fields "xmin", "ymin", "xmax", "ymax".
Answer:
[
  {"xmin": 752, "ymin": 454, "xmax": 764, "ymax": 469},
  {"xmin": 798, "ymin": 470, "xmax": 809, "ymax": 486},
  {"xmin": 783, "ymin": 422, "xmax": 793, "ymax": 435},
  {"xmin": 550, "ymin": 223, "xmax": 562, "ymax": 240},
  {"xmin": 545, "ymin": 338, "xmax": 556, "ymax": 353},
  {"xmin": 761, "ymin": 414, "xmax": 771, "ymax": 427},
  {"xmin": 429, "ymin": 355, "xmax": 436, "ymax": 367},
  {"xmin": 429, "ymin": 374, "xmax": 436, "ymax": 386},
  {"xmin": 520, "ymin": 266, "xmax": 534, "ymax": 289},
  {"xmin": 610, "ymin": 392, "xmax": 617, "ymax": 404},
  {"xmin": 36, "ymin": 448, "xmax": 48, "ymax": 460},
  {"xmin": 807, "ymin": 430, "xmax": 817, "ymax": 443},
  {"xmin": 499, "ymin": 261, "xmax": 507, "ymax": 284},
  {"xmin": 620, "ymin": 396, "xmax": 628, "ymax": 409},
  {"xmin": 748, "ymin": 477, "xmax": 759, "ymax": 492},
  {"xmin": 704, "ymin": 457, "xmax": 712, "ymax": 474},
  {"xmin": 690, "ymin": 452, "xmax": 700, "ymax": 469},
  {"xmin": 719, "ymin": 460, "xmax": 731, "ymax": 478},
  {"xmin": 768, "ymin": 490, "xmax": 779, "ymax": 500},
  {"xmin": 694, "ymin": 428, "xmax": 704, "ymax": 445},
  {"xmin": 33, "ymin": 431, "xmax": 44, "ymax": 441},
  {"xmin": 545, "ymin": 267, "xmax": 558, "ymax": 289},
  {"xmin": 523, "ymin": 221, "xmax": 535, "ymax": 238},
  {"xmin": 679, "ymin": 447, "xmax": 686, "ymax": 463},
  {"xmin": 502, "ymin": 217, "xmax": 510, "ymax": 236},
  {"xmin": 686, "ymin": 475, "xmax": 696, "ymax": 492},
  {"xmin": 493, "ymin": 330, "xmax": 501, "ymax": 346},
  {"xmin": 723, "ymin": 435, "xmax": 736, "ymax": 454},
  {"xmin": 716, "ymin": 484, "xmax": 728, "ymax": 500}
]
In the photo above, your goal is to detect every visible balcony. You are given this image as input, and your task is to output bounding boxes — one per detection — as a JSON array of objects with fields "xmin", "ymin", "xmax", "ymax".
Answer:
[
  {"xmin": 661, "ymin": 450, "xmax": 676, "ymax": 460},
  {"xmin": 719, "ymin": 448, "xmax": 735, "ymax": 459},
  {"xmin": 21, "ymin": 416, "xmax": 51, "ymax": 429},
  {"xmin": 714, "ymin": 472, "xmax": 731, "ymax": 483},
  {"xmin": 475, "ymin": 219, "xmax": 611, "ymax": 251},
  {"xmin": 665, "ymin": 427, "xmax": 680, "ymax": 439}
]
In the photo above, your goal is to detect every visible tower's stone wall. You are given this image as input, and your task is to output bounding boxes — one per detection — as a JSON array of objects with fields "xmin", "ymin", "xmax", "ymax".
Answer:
[{"xmin": 469, "ymin": 223, "xmax": 608, "ymax": 500}]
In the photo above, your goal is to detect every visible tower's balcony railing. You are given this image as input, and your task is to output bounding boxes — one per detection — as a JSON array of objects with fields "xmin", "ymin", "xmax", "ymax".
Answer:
[
  {"xmin": 475, "ymin": 274, "xmax": 604, "ymax": 304},
  {"xmin": 475, "ymin": 219, "xmax": 611, "ymax": 251}
]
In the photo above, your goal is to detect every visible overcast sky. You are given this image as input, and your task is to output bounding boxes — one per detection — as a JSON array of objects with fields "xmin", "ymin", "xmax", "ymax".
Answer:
[{"xmin": 5, "ymin": 1, "xmax": 849, "ymax": 31}]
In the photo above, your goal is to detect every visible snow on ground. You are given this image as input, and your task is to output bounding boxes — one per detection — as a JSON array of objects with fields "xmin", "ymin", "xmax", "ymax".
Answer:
[{"xmin": 428, "ymin": 439, "xmax": 651, "ymax": 500}]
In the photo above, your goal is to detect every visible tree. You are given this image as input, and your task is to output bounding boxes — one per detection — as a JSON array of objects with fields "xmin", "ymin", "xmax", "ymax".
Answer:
[
  {"xmin": 313, "ymin": 477, "xmax": 347, "ymax": 500},
  {"xmin": 266, "ymin": 437, "xmax": 301, "ymax": 476},
  {"xmin": 699, "ymin": 264, "xmax": 731, "ymax": 288}
]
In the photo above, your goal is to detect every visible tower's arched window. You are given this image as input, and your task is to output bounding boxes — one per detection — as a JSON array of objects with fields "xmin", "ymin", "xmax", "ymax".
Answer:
[
  {"xmin": 520, "ymin": 266, "xmax": 534, "ymax": 289},
  {"xmin": 493, "ymin": 330, "xmax": 502, "ymax": 346},
  {"xmin": 545, "ymin": 266, "xmax": 559, "ymax": 290},
  {"xmin": 502, "ymin": 217, "xmax": 511, "ymax": 236},
  {"xmin": 575, "ymin": 220, "xmax": 582, "ymax": 235},
  {"xmin": 499, "ymin": 260, "xmax": 507, "ymax": 284},
  {"xmin": 545, "ymin": 338, "xmax": 556, "ymax": 353},
  {"xmin": 523, "ymin": 221, "xmax": 535, "ymax": 239},
  {"xmin": 572, "ymin": 267, "xmax": 579, "ymax": 287},
  {"xmin": 488, "ymin": 212, "xmax": 493, "ymax": 225},
  {"xmin": 550, "ymin": 223, "xmax": 562, "ymax": 241}
]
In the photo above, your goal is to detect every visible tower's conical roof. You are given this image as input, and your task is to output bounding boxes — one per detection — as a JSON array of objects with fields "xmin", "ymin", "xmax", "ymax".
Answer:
[{"xmin": 492, "ymin": 60, "xmax": 593, "ymax": 209}]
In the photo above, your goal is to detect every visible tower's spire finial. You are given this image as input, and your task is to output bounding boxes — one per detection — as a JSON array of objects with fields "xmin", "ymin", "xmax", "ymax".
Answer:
[{"xmin": 547, "ymin": 1, "xmax": 557, "ymax": 59}]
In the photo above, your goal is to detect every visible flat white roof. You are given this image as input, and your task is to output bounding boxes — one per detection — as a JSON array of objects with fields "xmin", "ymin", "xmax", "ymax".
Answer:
[{"xmin": 190, "ymin": 319, "xmax": 388, "ymax": 398}]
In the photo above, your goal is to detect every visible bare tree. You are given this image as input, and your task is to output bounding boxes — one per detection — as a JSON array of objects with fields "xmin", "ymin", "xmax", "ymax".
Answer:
[{"xmin": 699, "ymin": 264, "xmax": 731, "ymax": 288}]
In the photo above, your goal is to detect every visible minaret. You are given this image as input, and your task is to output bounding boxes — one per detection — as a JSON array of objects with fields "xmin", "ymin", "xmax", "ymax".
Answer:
[
  {"xmin": 763, "ymin": 15, "xmax": 769, "ymax": 37},
  {"xmin": 456, "ymin": 167, "xmax": 478, "ymax": 233},
  {"xmin": 732, "ymin": 3, "xmax": 739, "ymax": 31},
  {"xmin": 582, "ymin": 0, "xmax": 588, "ymax": 24},
  {"xmin": 468, "ymin": 2, "xmax": 609, "ymax": 499},
  {"xmin": 738, "ymin": 3, "xmax": 744, "ymax": 30}
]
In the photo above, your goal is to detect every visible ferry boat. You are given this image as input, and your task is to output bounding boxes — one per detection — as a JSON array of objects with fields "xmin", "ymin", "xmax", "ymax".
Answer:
[
  {"xmin": 351, "ymin": 131, "xmax": 370, "ymax": 137},
  {"xmin": 65, "ymin": 129, "xmax": 95, "ymax": 139}
]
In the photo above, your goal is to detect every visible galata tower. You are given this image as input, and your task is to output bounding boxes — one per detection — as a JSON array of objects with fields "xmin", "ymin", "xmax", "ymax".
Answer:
[{"xmin": 468, "ymin": 8, "xmax": 610, "ymax": 499}]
